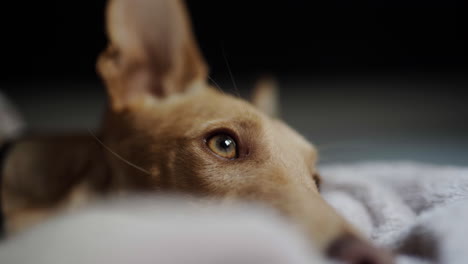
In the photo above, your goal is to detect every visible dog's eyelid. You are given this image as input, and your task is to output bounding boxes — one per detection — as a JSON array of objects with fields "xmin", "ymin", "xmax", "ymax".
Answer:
[
  {"xmin": 204, "ymin": 128, "xmax": 239, "ymax": 143},
  {"xmin": 195, "ymin": 119, "xmax": 236, "ymax": 133}
]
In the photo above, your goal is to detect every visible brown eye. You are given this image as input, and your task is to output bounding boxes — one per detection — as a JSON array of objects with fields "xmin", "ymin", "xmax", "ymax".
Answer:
[{"xmin": 206, "ymin": 134, "xmax": 238, "ymax": 159}]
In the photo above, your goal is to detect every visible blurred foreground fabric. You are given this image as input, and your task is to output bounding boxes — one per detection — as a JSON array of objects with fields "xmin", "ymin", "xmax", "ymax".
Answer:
[
  {"xmin": 1, "ymin": 162, "xmax": 468, "ymax": 263},
  {"xmin": 0, "ymin": 198, "xmax": 321, "ymax": 264}
]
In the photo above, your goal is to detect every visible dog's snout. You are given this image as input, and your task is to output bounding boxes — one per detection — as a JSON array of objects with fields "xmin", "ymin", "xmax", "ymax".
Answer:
[{"xmin": 327, "ymin": 235, "xmax": 394, "ymax": 264}]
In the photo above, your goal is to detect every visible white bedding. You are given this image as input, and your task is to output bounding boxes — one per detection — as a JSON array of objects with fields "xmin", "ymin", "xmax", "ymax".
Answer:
[{"xmin": 322, "ymin": 162, "xmax": 468, "ymax": 264}]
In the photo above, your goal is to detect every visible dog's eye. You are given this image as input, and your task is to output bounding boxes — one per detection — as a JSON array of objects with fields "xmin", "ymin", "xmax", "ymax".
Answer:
[
  {"xmin": 206, "ymin": 134, "xmax": 238, "ymax": 159},
  {"xmin": 313, "ymin": 172, "xmax": 322, "ymax": 191}
]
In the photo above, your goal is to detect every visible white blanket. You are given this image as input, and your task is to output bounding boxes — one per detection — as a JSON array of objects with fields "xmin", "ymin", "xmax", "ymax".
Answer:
[
  {"xmin": 321, "ymin": 162, "xmax": 468, "ymax": 264},
  {"xmin": 0, "ymin": 198, "xmax": 323, "ymax": 264}
]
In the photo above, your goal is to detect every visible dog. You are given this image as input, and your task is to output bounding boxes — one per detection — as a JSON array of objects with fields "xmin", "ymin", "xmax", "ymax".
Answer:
[{"xmin": 0, "ymin": 0, "xmax": 392, "ymax": 263}]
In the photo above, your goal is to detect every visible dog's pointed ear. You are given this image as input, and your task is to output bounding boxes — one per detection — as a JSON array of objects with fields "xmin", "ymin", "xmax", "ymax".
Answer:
[
  {"xmin": 97, "ymin": 0, "xmax": 208, "ymax": 111},
  {"xmin": 251, "ymin": 76, "xmax": 280, "ymax": 117}
]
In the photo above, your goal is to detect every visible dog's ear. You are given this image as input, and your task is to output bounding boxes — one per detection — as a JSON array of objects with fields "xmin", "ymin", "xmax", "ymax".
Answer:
[
  {"xmin": 251, "ymin": 76, "xmax": 280, "ymax": 117},
  {"xmin": 97, "ymin": 0, "xmax": 208, "ymax": 111}
]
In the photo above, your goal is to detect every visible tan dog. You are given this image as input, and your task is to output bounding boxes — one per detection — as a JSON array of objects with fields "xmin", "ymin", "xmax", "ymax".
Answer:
[{"xmin": 0, "ymin": 0, "xmax": 392, "ymax": 263}]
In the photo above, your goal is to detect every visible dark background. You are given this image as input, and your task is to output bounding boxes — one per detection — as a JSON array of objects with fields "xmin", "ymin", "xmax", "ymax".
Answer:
[
  {"xmin": 1, "ymin": 1, "xmax": 467, "ymax": 165},
  {"xmin": 2, "ymin": 0, "xmax": 468, "ymax": 81}
]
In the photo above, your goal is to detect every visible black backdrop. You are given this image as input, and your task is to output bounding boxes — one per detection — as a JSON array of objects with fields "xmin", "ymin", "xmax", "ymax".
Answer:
[{"xmin": 1, "ymin": 1, "xmax": 467, "ymax": 83}]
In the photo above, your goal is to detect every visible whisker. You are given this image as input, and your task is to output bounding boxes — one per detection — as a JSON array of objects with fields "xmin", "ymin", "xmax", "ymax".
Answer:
[
  {"xmin": 315, "ymin": 141, "xmax": 372, "ymax": 153},
  {"xmin": 87, "ymin": 129, "xmax": 151, "ymax": 175},
  {"xmin": 208, "ymin": 75, "xmax": 225, "ymax": 94},
  {"xmin": 315, "ymin": 141, "xmax": 379, "ymax": 164},
  {"xmin": 316, "ymin": 142, "xmax": 355, "ymax": 152},
  {"xmin": 317, "ymin": 152, "xmax": 362, "ymax": 164},
  {"xmin": 318, "ymin": 153, "xmax": 351, "ymax": 162},
  {"xmin": 222, "ymin": 47, "xmax": 241, "ymax": 97}
]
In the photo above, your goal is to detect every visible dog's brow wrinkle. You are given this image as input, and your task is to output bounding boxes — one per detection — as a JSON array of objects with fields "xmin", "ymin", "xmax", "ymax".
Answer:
[{"xmin": 87, "ymin": 129, "xmax": 151, "ymax": 175}]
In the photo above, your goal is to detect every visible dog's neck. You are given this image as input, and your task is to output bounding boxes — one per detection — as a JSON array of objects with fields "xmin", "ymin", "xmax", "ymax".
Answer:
[{"xmin": 1, "ymin": 134, "xmax": 112, "ymax": 217}]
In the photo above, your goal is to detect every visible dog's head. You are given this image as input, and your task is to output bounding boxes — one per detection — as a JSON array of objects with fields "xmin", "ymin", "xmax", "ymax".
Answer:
[{"xmin": 97, "ymin": 1, "xmax": 391, "ymax": 263}]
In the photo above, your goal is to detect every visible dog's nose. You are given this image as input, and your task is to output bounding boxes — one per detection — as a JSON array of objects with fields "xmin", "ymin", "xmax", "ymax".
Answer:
[{"xmin": 326, "ymin": 234, "xmax": 394, "ymax": 264}]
